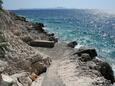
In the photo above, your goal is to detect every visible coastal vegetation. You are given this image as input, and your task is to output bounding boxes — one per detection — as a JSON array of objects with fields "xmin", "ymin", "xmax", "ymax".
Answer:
[{"xmin": 0, "ymin": 0, "xmax": 3, "ymax": 9}]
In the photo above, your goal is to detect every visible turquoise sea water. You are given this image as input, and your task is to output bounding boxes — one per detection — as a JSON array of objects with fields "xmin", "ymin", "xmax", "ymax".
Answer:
[{"xmin": 13, "ymin": 9, "xmax": 115, "ymax": 67}]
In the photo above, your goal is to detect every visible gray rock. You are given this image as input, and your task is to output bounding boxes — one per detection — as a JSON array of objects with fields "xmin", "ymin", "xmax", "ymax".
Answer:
[
  {"xmin": 79, "ymin": 53, "xmax": 92, "ymax": 62},
  {"xmin": 73, "ymin": 48, "xmax": 97, "ymax": 59},
  {"xmin": 33, "ymin": 22, "xmax": 45, "ymax": 32},
  {"xmin": 0, "ymin": 60, "xmax": 7, "ymax": 73},
  {"xmin": 11, "ymin": 72, "xmax": 32, "ymax": 86},
  {"xmin": 0, "ymin": 74, "xmax": 17, "ymax": 86},
  {"xmin": 48, "ymin": 33, "xmax": 55, "ymax": 37},
  {"xmin": 31, "ymin": 62, "xmax": 47, "ymax": 75},
  {"xmin": 98, "ymin": 62, "xmax": 115, "ymax": 84},
  {"xmin": 67, "ymin": 41, "xmax": 78, "ymax": 48},
  {"xmin": 49, "ymin": 36, "xmax": 58, "ymax": 43},
  {"xmin": 15, "ymin": 16, "xmax": 26, "ymax": 21}
]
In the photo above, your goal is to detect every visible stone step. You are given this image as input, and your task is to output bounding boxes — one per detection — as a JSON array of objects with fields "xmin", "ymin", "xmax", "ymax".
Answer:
[{"xmin": 30, "ymin": 40, "xmax": 55, "ymax": 48}]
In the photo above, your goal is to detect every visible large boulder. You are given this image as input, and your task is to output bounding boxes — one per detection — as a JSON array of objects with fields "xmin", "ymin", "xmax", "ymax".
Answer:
[
  {"xmin": 31, "ymin": 62, "xmax": 47, "ymax": 75},
  {"xmin": 98, "ymin": 62, "xmax": 115, "ymax": 84},
  {"xmin": 11, "ymin": 72, "xmax": 32, "ymax": 86},
  {"xmin": 73, "ymin": 48, "xmax": 97, "ymax": 59},
  {"xmin": 67, "ymin": 41, "xmax": 78, "ymax": 48},
  {"xmin": 0, "ymin": 74, "xmax": 17, "ymax": 86},
  {"xmin": 30, "ymin": 56, "xmax": 51, "ymax": 75}
]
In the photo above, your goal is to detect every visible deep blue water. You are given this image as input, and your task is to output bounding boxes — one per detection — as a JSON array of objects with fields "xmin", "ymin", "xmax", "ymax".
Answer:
[{"xmin": 12, "ymin": 9, "xmax": 115, "ymax": 66}]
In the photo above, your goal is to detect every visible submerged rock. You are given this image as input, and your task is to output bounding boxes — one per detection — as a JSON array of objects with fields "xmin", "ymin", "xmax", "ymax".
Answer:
[{"xmin": 67, "ymin": 41, "xmax": 78, "ymax": 48}]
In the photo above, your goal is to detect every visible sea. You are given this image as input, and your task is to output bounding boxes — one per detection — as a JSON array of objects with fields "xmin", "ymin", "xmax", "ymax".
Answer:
[{"xmin": 12, "ymin": 9, "xmax": 115, "ymax": 71}]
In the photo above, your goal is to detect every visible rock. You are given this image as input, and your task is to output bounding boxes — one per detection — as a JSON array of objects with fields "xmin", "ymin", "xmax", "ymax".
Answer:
[
  {"xmin": 0, "ymin": 60, "xmax": 8, "ymax": 85},
  {"xmin": 67, "ymin": 41, "xmax": 78, "ymax": 48},
  {"xmin": 31, "ymin": 62, "xmax": 47, "ymax": 75},
  {"xmin": 42, "ymin": 57, "xmax": 52, "ymax": 66},
  {"xmin": 49, "ymin": 36, "xmax": 58, "ymax": 43},
  {"xmin": 73, "ymin": 48, "xmax": 97, "ymax": 59},
  {"xmin": 98, "ymin": 62, "xmax": 115, "ymax": 84},
  {"xmin": 0, "ymin": 60, "xmax": 7, "ymax": 73},
  {"xmin": 38, "ymin": 23, "xmax": 44, "ymax": 27},
  {"xmin": 15, "ymin": 16, "xmax": 26, "ymax": 21},
  {"xmin": 47, "ymin": 33, "xmax": 58, "ymax": 43},
  {"xmin": 29, "ymin": 54, "xmax": 43, "ymax": 64},
  {"xmin": 79, "ymin": 53, "xmax": 92, "ymax": 62},
  {"xmin": 21, "ymin": 36, "xmax": 33, "ymax": 44},
  {"xmin": 11, "ymin": 72, "xmax": 32, "ymax": 86},
  {"xmin": 34, "ymin": 22, "xmax": 44, "ymax": 27},
  {"xmin": 48, "ymin": 33, "xmax": 55, "ymax": 36},
  {"xmin": 30, "ymin": 72, "xmax": 38, "ymax": 81},
  {"xmin": 33, "ymin": 22, "xmax": 45, "ymax": 32},
  {"xmin": 92, "ymin": 58, "xmax": 115, "ymax": 84},
  {"xmin": 30, "ymin": 40, "xmax": 55, "ymax": 48},
  {"xmin": 17, "ymin": 75, "xmax": 32, "ymax": 86},
  {"xmin": 0, "ymin": 74, "xmax": 17, "ymax": 86}
]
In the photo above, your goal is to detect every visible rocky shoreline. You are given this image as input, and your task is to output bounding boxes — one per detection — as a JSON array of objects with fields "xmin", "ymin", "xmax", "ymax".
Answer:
[{"xmin": 0, "ymin": 9, "xmax": 115, "ymax": 86}]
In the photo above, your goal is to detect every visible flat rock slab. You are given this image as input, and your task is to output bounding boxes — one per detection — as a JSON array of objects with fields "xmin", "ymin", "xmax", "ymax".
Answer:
[
  {"xmin": 42, "ymin": 60, "xmax": 65, "ymax": 86},
  {"xmin": 30, "ymin": 40, "xmax": 55, "ymax": 48}
]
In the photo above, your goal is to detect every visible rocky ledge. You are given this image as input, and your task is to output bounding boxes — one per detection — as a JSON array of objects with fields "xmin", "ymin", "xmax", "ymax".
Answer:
[{"xmin": 0, "ymin": 9, "xmax": 115, "ymax": 86}]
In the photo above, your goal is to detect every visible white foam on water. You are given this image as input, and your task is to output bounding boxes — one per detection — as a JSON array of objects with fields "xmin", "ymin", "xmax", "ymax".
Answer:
[
  {"xmin": 75, "ymin": 44, "xmax": 84, "ymax": 49},
  {"xmin": 43, "ymin": 27, "xmax": 48, "ymax": 30},
  {"xmin": 95, "ymin": 57, "xmax": 101, "ymax": 60},
  {"xmin": 112, "ymin": 64, "xmax": 115, "ymax": 74}
]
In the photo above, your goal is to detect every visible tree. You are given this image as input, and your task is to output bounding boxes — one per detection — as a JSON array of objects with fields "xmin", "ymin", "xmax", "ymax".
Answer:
[
  {"xmin": 0, "ymin": 0, "xmax": 3, "ymax": 4},
  {"xmin": 0, "ymin": 0, "xmax": 3, "ymax": 9}
]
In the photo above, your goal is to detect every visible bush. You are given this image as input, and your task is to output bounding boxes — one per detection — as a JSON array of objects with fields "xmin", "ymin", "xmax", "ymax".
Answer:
[{"xmin": 0, "ymin": 0, "xmax": 3, "ymax": 9}]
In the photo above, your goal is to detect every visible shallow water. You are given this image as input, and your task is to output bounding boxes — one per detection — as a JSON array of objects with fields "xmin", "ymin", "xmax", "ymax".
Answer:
[{"xmin": 12, "ymin": 9, "xmax": 115, "ymax": 67}]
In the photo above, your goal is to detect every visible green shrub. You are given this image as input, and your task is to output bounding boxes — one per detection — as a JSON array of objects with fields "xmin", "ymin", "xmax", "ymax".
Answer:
[{"xmin": 0, "ymin": 0, "xmax": 3, "ymax": 9}]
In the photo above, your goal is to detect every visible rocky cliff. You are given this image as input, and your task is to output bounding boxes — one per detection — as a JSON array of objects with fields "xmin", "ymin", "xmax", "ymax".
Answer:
[
  {"xmin": 0, "ymin": 9, "xmax": 54, "ymax": 86},
  {"xmin": 0, "ymin": 9, "xmax": 115, "ymax": 86}
]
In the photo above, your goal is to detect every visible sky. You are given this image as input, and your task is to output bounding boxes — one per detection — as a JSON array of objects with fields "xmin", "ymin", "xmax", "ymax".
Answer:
[{"xmin": 3, "ymin": 0, "xmax": 115, "ymax": 13}]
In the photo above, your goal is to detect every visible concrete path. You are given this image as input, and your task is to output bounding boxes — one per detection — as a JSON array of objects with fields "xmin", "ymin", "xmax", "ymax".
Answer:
[
  {"xmin": 42, "ymin": 60, "xmax": 65, "ymax": 86},
  {"xmin": 37, "ymin": 43, "xmax": 73, "ymax": 86}
]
